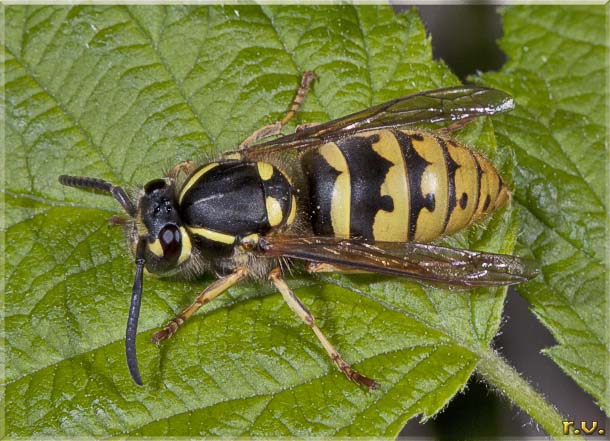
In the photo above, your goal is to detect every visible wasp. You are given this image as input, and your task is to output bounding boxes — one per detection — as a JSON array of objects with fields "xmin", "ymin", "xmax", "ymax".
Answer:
[{"xmin": 59, "ymin": 72, "xmax": 539, "ymax": 390}]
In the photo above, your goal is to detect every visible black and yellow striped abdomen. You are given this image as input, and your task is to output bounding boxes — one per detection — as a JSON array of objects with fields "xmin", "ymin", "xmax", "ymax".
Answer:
[{"xmin": 303, "ymin": 129, "xmax": 509, "ymax": 242}]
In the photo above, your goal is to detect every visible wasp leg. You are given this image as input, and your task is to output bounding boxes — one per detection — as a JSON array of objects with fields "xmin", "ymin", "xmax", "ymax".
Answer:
[
  {"xmin": 295, "ymin": 122, "xmax": 320, "ymax": 133},
  {"xmin": 238, "ymin": 122, "xmax": 282, "ymax": 150},
  {"xmin": 279, "ymin": 71, "xmax": 316, "ymax": 127},
  {"xmin": 109, "ymin": 215, "xmax": 128, "ymax": 226},
  {"xmin": 239, "ymin": 71, "xmax": 316, "ymax": 149},
  {"xmin": 151, "ymin": 267, "xmax": 249, "ymax": 343},
  {"xmin": 167, "ymin": 160, "xmax": 197, "ymax": 180},
  {"xmin": 305, "ymin": 262, "xmax": 368, "ymax": 274},
  {"xmin": 438, "ymin": 116, "xmax": 476, "ymax": 135},
  {"xmin": 268, "ymin": 267, "xmax": 379, "ymax": 391}
]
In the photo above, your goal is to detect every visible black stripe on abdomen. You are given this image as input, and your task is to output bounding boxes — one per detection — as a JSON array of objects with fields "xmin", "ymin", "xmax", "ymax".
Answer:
[
  {"xmin": 335, "ymin": 134, "xmax": 393, "ymax": 240},
  {"xmin": 394, "ymin": 131, "xmax": 431, "ymax": 241},
  {"xmin": 436, "ymin": 136, "xmax": 459, "ymax": 234},
  {"xmin": 302, "ymin": 150, "xmax": 340, "ymax": 236}
]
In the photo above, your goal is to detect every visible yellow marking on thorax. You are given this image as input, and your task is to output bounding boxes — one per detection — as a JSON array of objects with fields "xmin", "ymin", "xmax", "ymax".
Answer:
[
  {"xmin": 223, "ymin": 152, "xmax": 242, "ymax": 160},
  {"xmin": 257, "ymin": 162, "xmax": 274, "ymax": 181},
  {"xmin": 187, "ymin": 226, "xmax": 236, "ymax": 245},
  {"xmin": 240, "ymin": 233, "xmax": 260, "ymax": 251},
  {"xmin": 179, "ymin": 162, "xmax": 219, "ymax": 205},
  {"xmin": 411, "ymin": 133, "xmax": 448, "ymax": 242},
  {"xmin": 445, "ymin": 140, "xmax": 479, "ymax": 234},
  {"xmin": 370, "ymin": 130, "xmax": 409, "ymax": 241},
  {"xmin": 266, "ymin": 196, "xmax": 283, "ymax": 227},
  {"xmin": 319, "ymin": 142, "xmax": 351, "ymax": 238},
  {"xmin": 242, "ymin": 233, "xmax": 260, "ymax": 243}
]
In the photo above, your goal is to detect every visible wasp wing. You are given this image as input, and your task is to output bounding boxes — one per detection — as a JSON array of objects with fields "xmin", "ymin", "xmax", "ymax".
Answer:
[
  {"xmin": 238, "ymin": 86, "xmax": 514, "ymax": 157},
  {"xmin": 258, "ymin": 236, "xmax": 539, "ymax": 288}
]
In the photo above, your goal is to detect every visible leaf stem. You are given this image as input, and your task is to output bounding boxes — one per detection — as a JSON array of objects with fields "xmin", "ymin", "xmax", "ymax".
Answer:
[{"xmin": 477, "ymin": 350, "xmax": 576, "ymax": 439}]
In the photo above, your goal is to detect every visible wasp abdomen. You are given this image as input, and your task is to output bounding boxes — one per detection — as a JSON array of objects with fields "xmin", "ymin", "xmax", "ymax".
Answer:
[
  {"xmin": 178, "ymin": 161, "xmax": 295, "ymax": 253},
  {"xmin": 303, "ymin": 129, "xmax": 508, "ymax": 243}
]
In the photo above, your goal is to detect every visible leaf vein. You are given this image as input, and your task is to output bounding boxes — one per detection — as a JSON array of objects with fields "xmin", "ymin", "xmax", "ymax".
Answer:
[
  {"xmin": 4, "ymin": 43, "xmax": 123, "ymax": 183},
  {"xmin": 122, "ymin": 6, "xmax": 215, "ymax": 145}
]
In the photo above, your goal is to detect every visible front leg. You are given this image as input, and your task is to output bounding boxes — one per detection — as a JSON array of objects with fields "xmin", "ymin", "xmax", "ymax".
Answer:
[{"xmin": 151, "ymin": 267, "xmax": 249, "ymax": 343}]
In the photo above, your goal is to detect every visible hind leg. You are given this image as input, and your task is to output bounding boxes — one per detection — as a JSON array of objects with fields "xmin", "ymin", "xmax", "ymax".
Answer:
[
  {"xmin": 268, "ymin": 267, "xmax": 379, "ymax": 391},
  {"xmin": 239, "ymin": 71, "xmax": 316, "ymax": 149}
]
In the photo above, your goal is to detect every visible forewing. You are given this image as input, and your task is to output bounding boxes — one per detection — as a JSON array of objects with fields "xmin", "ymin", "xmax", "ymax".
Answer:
[
  {"xmin": 258, "ymin": 236, "xmax": 539, "ymax": 288},
  {"xmin": 238, "ymin": 86, "xmax": 514, "ymax": 157}
]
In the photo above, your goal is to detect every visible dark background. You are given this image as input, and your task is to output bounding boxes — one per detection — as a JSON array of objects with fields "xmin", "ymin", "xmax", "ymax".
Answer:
[{"xmin": 393, "ymin": 5, "xmax": 608, "ymax": 438}]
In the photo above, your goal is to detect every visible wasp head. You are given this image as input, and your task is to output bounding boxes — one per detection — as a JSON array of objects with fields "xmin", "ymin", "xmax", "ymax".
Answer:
[
  {"xmin": 58, "ymin": 174, "xmax": 192, "ymax": 386},
  {"xmin": 135, "ymin": 178, "xmax": 192, "ymax": 275}
]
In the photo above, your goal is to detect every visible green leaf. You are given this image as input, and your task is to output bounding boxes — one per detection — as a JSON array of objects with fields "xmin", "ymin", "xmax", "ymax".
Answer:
[
  {"xmin": 477, "ymin": 5, "xmax": 609, "ymax": 413},
  {"xmin": 2, "ymin": 4, "xmax": 560, "ymax": 437}
]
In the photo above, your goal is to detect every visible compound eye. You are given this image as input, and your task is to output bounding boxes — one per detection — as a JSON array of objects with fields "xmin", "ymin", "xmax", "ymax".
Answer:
[
  {"xmin": 159, "ymin": 224, "xmax": 181, "ymax": 263},
  {"xmin": 144, "ymin": 179, "xmax": 166, "ymax": 194}
]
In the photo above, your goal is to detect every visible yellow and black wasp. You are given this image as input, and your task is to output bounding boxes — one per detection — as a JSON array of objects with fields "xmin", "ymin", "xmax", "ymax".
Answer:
[{"xmin": 59, "ymin": 72, "xmax": 538, "ymax": 390}]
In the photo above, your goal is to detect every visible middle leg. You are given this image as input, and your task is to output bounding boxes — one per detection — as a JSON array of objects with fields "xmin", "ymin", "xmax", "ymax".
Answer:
[{"xmin": 152, "ymin": 267, "xmax": 249, "ymax": 343}]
